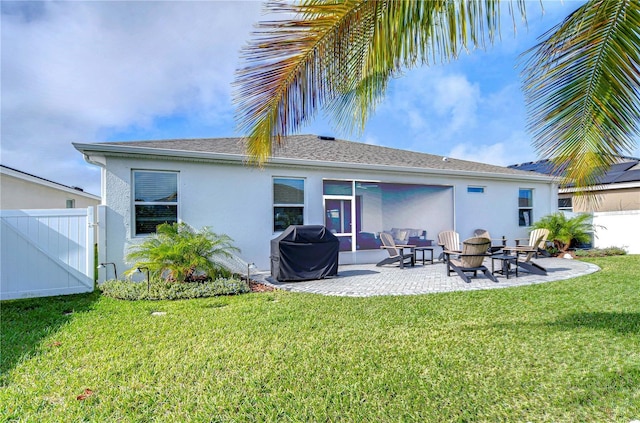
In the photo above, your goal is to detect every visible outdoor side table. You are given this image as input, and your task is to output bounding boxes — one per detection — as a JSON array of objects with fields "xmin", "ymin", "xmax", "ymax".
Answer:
[
  {"xmin": 491, "ymin": 254, "xmax": 518, "ymax": 279},
  {"xmin": 414, "ymin": 246, "xmax": 434, "ymax": 265}
]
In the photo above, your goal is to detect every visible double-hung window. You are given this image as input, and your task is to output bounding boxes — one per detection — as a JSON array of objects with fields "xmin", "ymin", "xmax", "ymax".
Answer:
[
  {"xmin": 518, "ymin": 188, "xmax": 533, "ymax": 226},
  {"xmin": 273, "ymin": 178, "xmax": 304, "ymax": 232},
  {"xmin": 133, "ymin": 170, "xmax": 178, "ymax": 235}
]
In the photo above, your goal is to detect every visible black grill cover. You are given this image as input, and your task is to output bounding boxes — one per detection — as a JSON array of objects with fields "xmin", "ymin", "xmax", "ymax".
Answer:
[{"xmin": 270, "ymin": 225, "xmax": 339, "ymax": 281}]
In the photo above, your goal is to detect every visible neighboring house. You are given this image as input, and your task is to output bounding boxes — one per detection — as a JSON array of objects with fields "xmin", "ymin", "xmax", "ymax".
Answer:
[
  {"xmin": 0, "ymin": 164, "xmax": 100, "ymax": 210},
  {"xmin": 509, "ymin": 157, "xmax": 640, "ymax": 212},
  {"xmin": 509, "ymin": 157, "xmax": 640, "ymax": 253},
  {"xmin": 74, "ymin": 135, "xmax": 557, "ymax": 279}
]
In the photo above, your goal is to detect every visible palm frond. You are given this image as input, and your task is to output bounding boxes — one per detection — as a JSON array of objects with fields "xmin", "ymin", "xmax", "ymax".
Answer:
[
  {"xmin": 522, "ymin": 0, "xmax": 640, "ymax": 188},
  {"xmin": 234, "ymin": 0, "xmax": 526, "ymax": 163}
]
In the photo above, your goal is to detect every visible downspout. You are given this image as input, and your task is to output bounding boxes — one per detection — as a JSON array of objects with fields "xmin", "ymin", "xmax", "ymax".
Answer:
[{"xmin": 82, "ymin": 153, "xmax": 109, "ymax": 282}]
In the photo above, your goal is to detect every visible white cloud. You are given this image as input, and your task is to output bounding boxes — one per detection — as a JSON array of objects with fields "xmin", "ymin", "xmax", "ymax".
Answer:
[
  {"xmin": 1, "ymin": 1, "xmax": 263, "ymax": 195},
  {"xmin": 432, "ymin": 74, "xmax": 480, "ymax": 134},
  {"xmin": 379, "ymin": 70, "xmax": 480, "ymax": 141}
]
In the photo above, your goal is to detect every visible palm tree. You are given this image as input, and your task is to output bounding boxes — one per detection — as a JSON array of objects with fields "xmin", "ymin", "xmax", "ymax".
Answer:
[
  {"xmin": 125, "ymin": 222, "xmax": 239, "ymax": 282},
  {"xmin": 234, "ymin": 0, "xmax": 639, "ymax": 188}
]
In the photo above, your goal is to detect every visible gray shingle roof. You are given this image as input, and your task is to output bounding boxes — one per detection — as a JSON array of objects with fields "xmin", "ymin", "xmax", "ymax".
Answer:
[{"xmin": 78, "ymin": 134, "xmax": 547, "ymax": 178}]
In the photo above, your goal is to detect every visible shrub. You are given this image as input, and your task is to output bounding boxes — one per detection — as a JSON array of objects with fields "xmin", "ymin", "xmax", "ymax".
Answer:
[
  {"xmin": 125, "ymin": 223, "xmax": 239, "ymax": 282},
  {"xmin": 532, "ymin": 212, "xmax": 594, "ymax": 252},
  {"xmin": 99, "ymin": 277, "xmax": 249, "ymax": 301},
  {"xmin": 574, "ymin": 247, "xmax": 627, "ymax": 257}
]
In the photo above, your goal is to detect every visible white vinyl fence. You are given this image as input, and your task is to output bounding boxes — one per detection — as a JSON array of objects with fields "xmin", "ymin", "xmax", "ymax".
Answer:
[
  {"xmin": 592, "ymin": 210, "xmax": 640, "ymax": 254},
  {"xmin": 0, "ymin": 208, "xmax": 94, "ymax": 300}
]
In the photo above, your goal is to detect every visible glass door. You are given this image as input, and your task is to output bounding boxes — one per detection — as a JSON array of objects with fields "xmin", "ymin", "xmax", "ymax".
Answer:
[{"xmin": 324, "ymin": 198, "xmax": 353, "ymax": 251}]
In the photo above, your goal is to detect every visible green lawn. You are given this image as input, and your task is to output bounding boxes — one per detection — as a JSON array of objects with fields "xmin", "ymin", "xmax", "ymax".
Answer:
[{"xmin": 1, "ymin": 256, "xmax": 639, "ymax": 422}]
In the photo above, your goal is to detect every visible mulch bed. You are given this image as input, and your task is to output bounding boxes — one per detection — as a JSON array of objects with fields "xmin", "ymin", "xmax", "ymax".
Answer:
[{"xmin": 249, "ymin": 280, "xmax": 276, "ymax": 292}]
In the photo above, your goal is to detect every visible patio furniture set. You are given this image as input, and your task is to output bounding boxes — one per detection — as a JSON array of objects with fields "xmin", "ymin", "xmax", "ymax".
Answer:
[{"xmin": 377, "ymin": 228, "xmax": 551, "ymax": 284}]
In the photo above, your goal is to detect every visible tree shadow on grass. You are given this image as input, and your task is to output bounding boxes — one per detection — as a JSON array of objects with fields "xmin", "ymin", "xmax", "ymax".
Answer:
[
  {"xmin": 0, "ymin": 292, "xmax": 100, "ymax": 385},
  {"xmin": 547, "ymin": 312, "xmax": 640, "ymax": 334}
]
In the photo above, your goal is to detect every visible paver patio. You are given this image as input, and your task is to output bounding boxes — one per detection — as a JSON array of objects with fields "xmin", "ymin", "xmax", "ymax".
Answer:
[{"xmin": 257, "ymin": 257, "xmax": 600, "ymax": 297}]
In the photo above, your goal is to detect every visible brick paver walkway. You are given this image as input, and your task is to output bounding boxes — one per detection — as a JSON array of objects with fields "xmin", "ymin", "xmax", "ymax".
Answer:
[{"xmin": 255, "ymin": 257, "xmax": 600, "ymax": 297}]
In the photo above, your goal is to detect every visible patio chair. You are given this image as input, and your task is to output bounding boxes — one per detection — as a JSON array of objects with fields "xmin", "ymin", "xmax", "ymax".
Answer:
[
  {"xmin": 376, "ymin": 232, "xmax": 415, "ymax": 268},
  {"xmin": 473, "ymin": 229, "xmax": 506, "ymax": 254},
  {"xmin": 444, "ymin": 237, "xmax": 498, "ymax": 283},
  {"xmin": 515, "ymin": 228, "xmax": 551, "ymax": 258},
  {"xmin": 503, "ymin": 228, "xmax": 550, "ymax": 275},
  {"xmin": 437, "ymin": 230, "xmax": 461, "ymax": 261}
]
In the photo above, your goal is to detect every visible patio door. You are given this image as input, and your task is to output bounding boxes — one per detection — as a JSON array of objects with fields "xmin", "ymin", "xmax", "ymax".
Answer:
[{"xmin": 324, "ymin": 198, "xmax": 352, "ymax": 251}]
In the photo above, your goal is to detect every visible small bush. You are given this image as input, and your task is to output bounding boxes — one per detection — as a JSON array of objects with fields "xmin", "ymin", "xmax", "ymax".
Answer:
[
  {"xmin": 532, "ymin": 212, "xmax": 593, "ymax": 252},
  {"xmin": 99, "ymin": 278, "xmax": 249, "ymax": 301},
  {"xmin": 574, "ymin": 247, "xmax": 627, "ymax": 257}
]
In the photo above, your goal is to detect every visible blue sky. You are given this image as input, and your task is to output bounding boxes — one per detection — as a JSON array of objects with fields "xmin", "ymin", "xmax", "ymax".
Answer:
[{"xmin": 4, "ymin": 0, "xmax": 635, "ymax": 197}]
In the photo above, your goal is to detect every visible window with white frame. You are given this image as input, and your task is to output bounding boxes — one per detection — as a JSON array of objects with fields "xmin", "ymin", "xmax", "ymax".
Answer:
[
  {"xmin": 518, "ymin": 188, "xmax": 533, "ymax": 226},
  {"xmin": 133, "ymin": 170, "xmax": 178, "ymax": 235},
  {"xmin": 273, "ymin": 177, "xmax": 304, "ymax": 232}
]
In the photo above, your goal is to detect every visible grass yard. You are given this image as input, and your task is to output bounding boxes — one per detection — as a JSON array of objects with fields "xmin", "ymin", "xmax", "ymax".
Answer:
[{"xmin": 1, "ymin": 256, "xmax": 639, "ymax": 422}]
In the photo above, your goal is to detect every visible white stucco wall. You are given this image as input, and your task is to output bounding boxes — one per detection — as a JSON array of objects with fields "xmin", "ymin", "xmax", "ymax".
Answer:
[
  {"xmin": 454, "ymin": 181, "xmax": 557, "ymax": 241},
  {"xmin": 96, "ymin": 156, "xmax": 557, "ymax": 279}
]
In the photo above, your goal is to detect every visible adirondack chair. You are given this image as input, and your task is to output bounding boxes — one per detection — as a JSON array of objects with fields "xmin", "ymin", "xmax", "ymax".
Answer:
[
  {"xmin": 514, "ymin": 228, "xmax": 551, "ymax": 257},
  {"xmin": 503, "ymin": 228, "xmax": 550, "ymax": 275},
  {"xmin": 376, "ymin": 232, "xmax": 415, "ymax": 269},
  {"xmin": 473, "ymin": 229, "xmax": 506, "ymax": 254},
  {"xmin": 444, "ymin": 237, "xmax": 498, "ymax": 283},
  {"xmin": 437, "ymin": 230, "xmax": 461, "ymax": 261}
]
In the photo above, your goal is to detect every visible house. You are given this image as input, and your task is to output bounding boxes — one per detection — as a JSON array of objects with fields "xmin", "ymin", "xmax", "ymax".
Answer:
[
  {"xmin": 0, "ymin": 164, "xmax": 100, "ymax": 210},
  {"xmin": 74, "ymin": 135, "xmax": 557, "ymax": 281},
  {"xmin": 509, "ymin": 157, "xmax": 640, "ymax": 253},
  {"xmin": 509, "ymin": 157, "xmax": 640, "ymax": 212}
]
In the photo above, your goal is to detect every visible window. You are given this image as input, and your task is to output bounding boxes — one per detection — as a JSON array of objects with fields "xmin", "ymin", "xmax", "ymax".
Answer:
[
  {"xmin": 467, "ymin": 186, "xmax": 485, "ymax": 194},
  {"xmin": 66, "ymin": 199, "xmax": 75, "ymax": 208},
  {"xmin": 323, "ymin": 180, "xmax": 353, "ymax": 196},
  {"xmin": 133, "ymin": 170, "xmax": 178, "ymax": 235},
  {"xmin": 518, "ymin": 188, "xmax": 533, "ymax": 226},
  {"xmin": 273, "ymin": 178, "xmax": 304, "ymax": 231},
  {"xmin": 558, "ymin": 197, "xmax": 573, "ymax": 212}
]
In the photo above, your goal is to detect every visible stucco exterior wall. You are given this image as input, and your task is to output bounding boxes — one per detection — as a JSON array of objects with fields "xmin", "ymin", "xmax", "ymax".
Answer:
[
  {"xmin": 0, "ymin": 173, "xmax": 100, "ymax": 210},
  {"xmin": 97, "ymin": 156, "xmax": 557, "ymax": 279}
]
